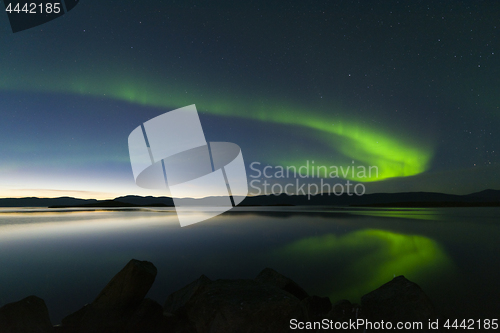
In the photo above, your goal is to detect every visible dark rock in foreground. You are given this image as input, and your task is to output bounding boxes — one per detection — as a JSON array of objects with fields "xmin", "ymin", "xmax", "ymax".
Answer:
[
  {"xmin": 301, "ymin": 295, "xmax": 332, "ymax": 321},
  {"xmin": 328, "ymin": 299, "xmax": 359, "ymax": 322},
  {"xmin": 163, "ymin": 274, "xmax": 212, "ymax": 316},
  {"xmin": 165, "ymin": 278, "xmax": 308, "ymax": 333},
  {"xmin": 362, "ymin": 275, "xmax": 436, "ymax": 325},
  {"xmin": 255, "ymin": 267, "xmax": 309, "ymax": 300},
  {"xmin": 126, "ymin": 298, "xmax": 163, "ymax": 333},
  {"xmin": 0, "ymin": 295, "xmax": 53, "ymax": 333},
  {"xmin": 2, "ymin": 260, "xmax": 443, "ymax": 333},
  {"xmin": 61, "ymin": 259, "xmax": 157, "ymax": 333}
]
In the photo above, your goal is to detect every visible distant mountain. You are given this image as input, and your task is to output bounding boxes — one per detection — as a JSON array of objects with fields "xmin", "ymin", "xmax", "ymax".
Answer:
[
  {"xmin": 0, "ymin": 189, "xmax": 499, "ymax": 208},
  {"xmin": 0, "ymin": 197, "xmax": 98, "ymax": 207},
  {"xmin": 240, "ymin": 189, "xmax": 500, "ymax": 207},
  {"xmin": 114, "ymin": 195, "xmax": 174, "ymax": 206},
  {"xmin": 48, "ymin": 200, "xmax": 172, "ymax": 208},
  {"xmin": 465, "ymin": 189, "xmax": 500, "ymax": 201}
]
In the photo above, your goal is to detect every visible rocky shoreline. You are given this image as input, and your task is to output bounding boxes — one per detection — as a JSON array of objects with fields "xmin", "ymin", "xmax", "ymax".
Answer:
[{"xmin": 1, "ymin": 259, "xmax": 442, "ymax": 332}]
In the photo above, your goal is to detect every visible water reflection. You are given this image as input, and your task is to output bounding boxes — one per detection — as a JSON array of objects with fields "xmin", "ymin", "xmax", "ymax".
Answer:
[
  {"xmin": 0, "ymin": 207, "xmax": 497, "ymax": 321},
  {"xmin": 347, "ymin": 208, "xmax": 442, "ymax": 221},
  {"xmin": 275, "ymin": 229, "xmax": 453, "ymax": 302}
]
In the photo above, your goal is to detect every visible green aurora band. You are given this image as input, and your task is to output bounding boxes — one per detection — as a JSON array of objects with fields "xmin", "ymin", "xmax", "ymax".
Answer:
[
  {"xmin": 275, "ymin": 229, "xmax": 453, "ymax": 302},
  {"xmin": 1, "ymin": 71, "xmax": 434, "ymax": 181}
]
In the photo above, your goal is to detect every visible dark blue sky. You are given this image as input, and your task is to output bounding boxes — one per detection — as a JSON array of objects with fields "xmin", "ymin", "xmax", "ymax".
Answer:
[{"xmin": 0, "ymin": 0, "xmax": 498, "ymax": 198}]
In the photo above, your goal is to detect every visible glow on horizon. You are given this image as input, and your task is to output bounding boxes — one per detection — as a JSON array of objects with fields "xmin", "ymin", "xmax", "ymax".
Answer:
[
  {"xmin": 0, "ymin": 189, "xmax": 122, "ymax": 200},
  {"xmin": 0, "ymin": 186, "xmax": 234, "ymax": 200}
]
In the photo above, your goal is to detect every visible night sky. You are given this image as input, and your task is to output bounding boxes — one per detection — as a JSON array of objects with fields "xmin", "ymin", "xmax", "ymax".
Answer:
[{"xmin": 0, "ymin": 0, "xmax": 498, "ymax": 199}]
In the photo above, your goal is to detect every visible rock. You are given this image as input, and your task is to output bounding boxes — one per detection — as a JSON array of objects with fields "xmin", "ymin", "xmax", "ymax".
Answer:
[
  {"xmin": 59, "ymin": 304, "xmax": 90, "ymax": 328},
  {"xmin": 90, "ymin": 259, "xmax": 157, "ymax": 312},
  {"xmin": 361, "ymin": 275, "xmax": 435, "ymax": 323},
  {"xmin": 328, "ymin": 299, "xmax": 360, "ymax": 322},
  {"xmin": 126, "ymin": 298, "xmax": 163, "ymax": 333},
  {"xmin": 61, "ymin": 259, "xmax": 157, "ymax": 332},
  {"xmin": 163, "ymin": 275, "xmax": 212, "ymax": 315},
  {"xmin": 301, "ymin": 295, "xmax": 332, "ymax": 320},
  {"xmin": 179, "ymin": 278, "xmax": 308, "ymax": 333},
  {"xmin": 52, "ymin": 325, "xmax": 74, "ymax": 333},
  {"xmin": 0, "ymin": 295, "xmax": 53, "ymax": 333},
  {"xmin": 255, "ymin": 267, "xmax": 309, "ymax": 300}
]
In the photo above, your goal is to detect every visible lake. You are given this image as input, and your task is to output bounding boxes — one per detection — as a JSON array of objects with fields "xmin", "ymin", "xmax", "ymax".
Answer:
[{"xmin": 0, "ymin": 207, "xmax": 498, "ymax": 323}]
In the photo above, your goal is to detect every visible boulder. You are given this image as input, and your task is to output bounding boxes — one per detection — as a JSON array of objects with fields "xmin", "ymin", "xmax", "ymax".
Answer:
[
  {"xmin": 163, "ymin": 275, "xmax": 212, "ymax": 315},
  {"xmin": 61, "ymin": 259, "xmax": 157, "ymax": 332},
  {"xmin": 361, "ymin": 275, "xmax": 435, "ymax": 323},
  {"xmin": 301, "ymin": 295, "xmax": 332, "ymax": 320},
  {"xmin": 59, "ymin": 304, "xmax": 89, "ymax": 329},
  {"xmin": 171, "ymin": 278, "xmax": 308, "ymax": 333},
  {"xmin": 0, "ymin": 295, "xmax": 53, "ymax": 333},
  {"xmin": 328, "ymin": 299, "xmax": 360, "ymax": 321},
  {"xmin": 125, "ymin": 298, "xmax": 163, "ymax": 333},
  {"xmin": 255, "ymin": 267, "xmax": 309, "ymax": 300}
]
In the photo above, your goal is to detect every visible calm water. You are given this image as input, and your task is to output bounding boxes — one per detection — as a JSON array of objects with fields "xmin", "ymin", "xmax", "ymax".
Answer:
[{"xmin": 0, "ymin": 207, "xmax": 498, "ymax": 323}]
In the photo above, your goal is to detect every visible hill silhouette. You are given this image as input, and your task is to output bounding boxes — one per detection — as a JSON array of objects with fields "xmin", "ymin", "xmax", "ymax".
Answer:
[{"xmin": 1, "ymin": 189, "xmax": 499, "ymax": 208}]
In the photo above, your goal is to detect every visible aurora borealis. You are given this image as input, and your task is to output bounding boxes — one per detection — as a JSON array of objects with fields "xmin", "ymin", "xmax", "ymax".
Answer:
[{"xmin": 0, "ymin": 1, "xmax": 498, "ymax": 198}]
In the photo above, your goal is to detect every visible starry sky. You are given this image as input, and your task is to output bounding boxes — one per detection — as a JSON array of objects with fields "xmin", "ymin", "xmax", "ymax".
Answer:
[{"xmin": 0, "ymin": 0, "xmax": 498, "ymax": 199}]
